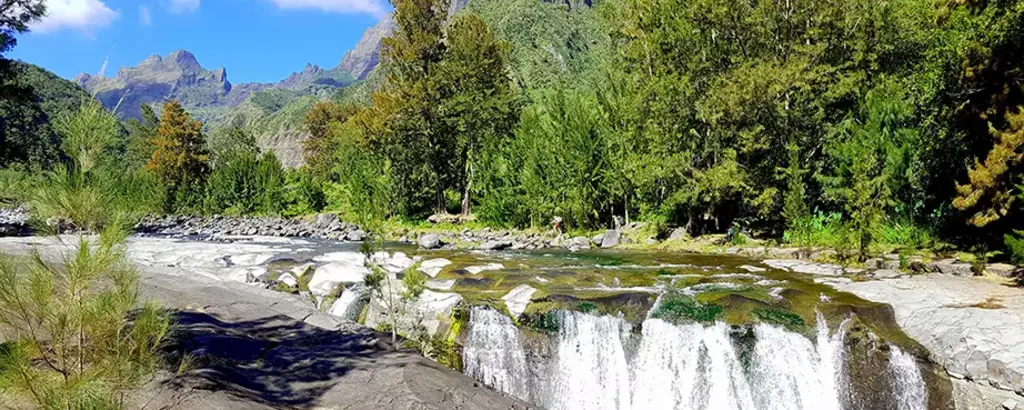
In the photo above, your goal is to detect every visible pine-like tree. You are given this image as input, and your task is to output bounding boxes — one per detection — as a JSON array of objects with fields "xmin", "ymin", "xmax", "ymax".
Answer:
[
  {"xmin": 953, "ymin": 108, "xmax": 1024, "ymax": 227},
  {"xmin": 146, "ymin": 100, "xmax": 209, "ymax": 211}
]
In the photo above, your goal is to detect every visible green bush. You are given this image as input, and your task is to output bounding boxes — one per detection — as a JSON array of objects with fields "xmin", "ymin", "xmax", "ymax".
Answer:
[
  {"xmin": 0, "ymin": 225, "xmax": 170, "ymax": 410},
  {"xmin": 204, "ymin": 151, "xmax": 285, "ymax": 215},
  {"xmin": 1005, "ymin": 231, "xmax": 1024, "ymax": 265}
]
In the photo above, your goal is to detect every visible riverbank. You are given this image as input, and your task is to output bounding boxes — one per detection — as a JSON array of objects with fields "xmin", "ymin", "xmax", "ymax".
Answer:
[{"xmin": 0, "ymin": 235, "xmax": 533, "ymax": 410}]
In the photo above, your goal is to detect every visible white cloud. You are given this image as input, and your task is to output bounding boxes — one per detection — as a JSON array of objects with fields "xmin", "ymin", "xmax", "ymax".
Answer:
[
  {"xmin": 33, "ymin": 0, "xmax": 119, "ymax": 34},
  {"xmin": 139, "ymin": 5, "xmax": 152, "ymax": 26},
  {"xmin": 270, "ymin": 0, "xmax": 386, "ymax": 17},
  {"xmin": 168, "ymin": 0, "xmax": 200, "ymax": 13}
]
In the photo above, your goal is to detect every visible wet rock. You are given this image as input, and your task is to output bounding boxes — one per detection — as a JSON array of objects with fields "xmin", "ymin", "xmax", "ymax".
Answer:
[
  {"xmin": 418, "ymin": 233, "xmax": 442, "ymax": 250},
  {"xmin": 502, "ymin": 284, "xmax": 537, "ymax": 318},
  {"xmin": 480, "ymin": 240, "xmax": 513, "ymax": 251},
  {"xmin": 465, "ymin": 263, "xmax": 503, "ymax": 275},
  {"xmin": 600, "ymin": 230, "xmax": 620, "ymax": 248},
  {"xmin": 418, "ymin": 258, "xmax": 452, "ymax": 278}
]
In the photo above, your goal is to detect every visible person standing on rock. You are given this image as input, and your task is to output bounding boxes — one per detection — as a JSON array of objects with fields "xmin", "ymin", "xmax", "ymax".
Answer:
[{"xmin": 551, "ymin": 216, "xmax": 564, "ymax": 239}]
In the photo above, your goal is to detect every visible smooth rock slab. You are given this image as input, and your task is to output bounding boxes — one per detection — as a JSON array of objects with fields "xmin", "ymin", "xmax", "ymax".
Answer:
[
  {"xmin": 764, "ymin": 259, "xmax": 858, "ymax": 276},
  {"xmin": 502, "ymin": 284, "xmax": 537, "ymax": 318},
  {"xmin": 465, "ymin": 263, "xmax": 503, "ymax": 275},
  {"xmin": 308, "ymin": 261, "xmax": 370, "ymax": 296},
  {"xmin": 418, "ymin": 258, "xmax": 452, "ymax": 278},
  {"xmin": 836, "ymin": 275, "xmax": 1024, "ymax": 394}
]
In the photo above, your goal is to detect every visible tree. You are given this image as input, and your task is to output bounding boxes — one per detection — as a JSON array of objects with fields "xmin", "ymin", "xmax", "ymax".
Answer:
[
  {"xmin": 954, "ymin": 108, "xmax": 1024, "ymax": 227},
  {"xmin": 441, "ymin": 12, "xmax": 520, "ymax": 215},
  {"xmin": 365, "ymin": 0, "xmax": 451, "ymax": 215},
  {"xmin": 303, "ymin": 102, "xmax": 360, "ymax": 178},
  {"xmin": 819, "ymin": 82, "xmax": 919, "ymax": 257},
  {"xmin": 146, "ymin": 100, "xmax": 210, "ymax": 211}
]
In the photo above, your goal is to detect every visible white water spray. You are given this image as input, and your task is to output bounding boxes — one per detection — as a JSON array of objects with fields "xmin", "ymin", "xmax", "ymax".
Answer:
[
  {"xmin": 889, "ymin": 345, "xmax": 928, "ymax": 410},
  {"xmin": 464, "ymin": 307, "xmax": 926, "ymax": 410},
  {"xmin": 463, "ymin": 307, "xmax": 532, "ymax": 402}
]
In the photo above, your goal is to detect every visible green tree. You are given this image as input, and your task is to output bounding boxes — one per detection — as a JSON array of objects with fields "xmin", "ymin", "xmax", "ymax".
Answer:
[
  {"xmin": 302, "ymin": 101, "xmax": 360, "ymax": 178},
  {"xmin": 953, "ymin": 108, "xmax": 1024, "ymax": 227},
  {"xmin": 819, "ymin": 82, "xmax": 920, "ymax": 257},
  {"xmin": 146, "ymin": 100, "xmax": 210, "ymax": 212},
  {"xmin": 441, "ymin": 12, "xmax": 520, "ymax": 215},
  {"xmin": 364, "ymin": 0, "xmax": 451, "ymax": 215}
]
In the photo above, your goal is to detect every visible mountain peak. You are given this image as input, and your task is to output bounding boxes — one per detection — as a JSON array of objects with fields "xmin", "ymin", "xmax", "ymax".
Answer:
[{"xmin": 168, "ymin": 49, "xmax": 201, "ymax": 72}]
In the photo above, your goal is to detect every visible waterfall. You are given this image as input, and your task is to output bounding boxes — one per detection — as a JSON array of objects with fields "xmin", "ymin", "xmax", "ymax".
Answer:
[
  {"xmin": 889, "ymin": 345, "xmax": 928, "ymax": 410},
  {"xmin": 465, "ymin": 308, "xmax": 855, "ymax": 410},
  {"xmin": 463, "ymin": 307, "xmax": 532, "ymax": 402},
  {"xmin": 551, "ymin": 311, "xmax": 633, "ymax": 410},
  {"xmin": 328, "ymin": 285, "xmax": 364, "ymax": 320}
]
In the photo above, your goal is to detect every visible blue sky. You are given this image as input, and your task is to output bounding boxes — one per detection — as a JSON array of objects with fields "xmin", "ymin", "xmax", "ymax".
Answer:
[{"xmin": 10, "ymin": 0, "xmax": 390, "ymax": 84}]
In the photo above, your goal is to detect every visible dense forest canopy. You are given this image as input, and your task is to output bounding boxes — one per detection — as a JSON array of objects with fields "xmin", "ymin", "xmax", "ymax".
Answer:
[{"xmin": 2, "ymin": 0, "xmax": 1024, "ymax": 259}]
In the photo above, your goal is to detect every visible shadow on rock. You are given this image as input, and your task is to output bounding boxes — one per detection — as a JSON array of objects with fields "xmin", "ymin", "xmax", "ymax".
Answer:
[{"xmin": 159, "ymin": 311, "xmax": 400, "ymax": 409}]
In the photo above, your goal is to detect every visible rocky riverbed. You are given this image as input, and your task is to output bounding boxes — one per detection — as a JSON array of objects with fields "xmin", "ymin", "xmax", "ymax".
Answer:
[
  {"xmin": 2, "ymin": 224, "xmax": 1023, "ymax": 409},
  {"xmin": 0, "ymin": 235, "xmax": 533, "ymax": 410}
]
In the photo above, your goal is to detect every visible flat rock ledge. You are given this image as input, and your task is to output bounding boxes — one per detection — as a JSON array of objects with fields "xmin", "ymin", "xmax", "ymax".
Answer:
[{"xmin": 834, "ymin": 275, "xmax": 1024, "ymax": 404}]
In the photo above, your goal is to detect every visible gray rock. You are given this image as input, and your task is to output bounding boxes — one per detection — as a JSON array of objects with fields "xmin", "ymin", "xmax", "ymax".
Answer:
[
  {"xmin": 345, "ymin": 229, "xmax": 366, "ymax": 242},
  {"xmin": 987, "ymin": 263, "xmax": 1022, "ymax": 278},
  {"xmin": 836, "ymin": 275, "xmax": 1024, "ymax": 394},
  {"xmin": 502, "ymin": 284, "xmax": 537, "ymax": 318},
  {"xmin": 668, "ymin": 228, "xmax": 688, "ymax": 241},
  {"xmin": 592, "ymin": 234, "xmax": 605, "ymax": 246},
  {"xmin": 871, "ymin": 269, "xmax": 903, "ymax": 279},
  {"xmin": 865, "ymin": 258, "xmax": 883, "ymax": 270},
  {"xmin": 600, "ymin": 230, "xmax": 621, "ymax": 248},
  {"xmin": 1004, "ymin": 399, "xmax": 1019, "ymax": 410},
  {"xmin": 570, "ymin": 236, "xmax": 592, "ymax": 249},
  {"xmin": 480, "ymin": 240, "xmax": 513, "ymax": 251},
  {"xmin": 927, "ymin": 259, "xmax": 975, "ymax": 276},
  {"xmin": 418, "ymin": 233, "xmax": 442, "ymax": 250}
]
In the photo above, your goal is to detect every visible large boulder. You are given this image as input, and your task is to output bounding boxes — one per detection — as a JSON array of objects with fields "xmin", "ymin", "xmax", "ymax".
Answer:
[
  {"xmin": 345, "ymin": 229, "xmax": 366, "ymax": 242},
  {"xmin": 308, "ymin": 260, "xmax": 369, "ymax": 296},
  {"xmin": 418, "ymin": 233, "xmax": 442, "ymax": 250},
  {"xmin": 668, "ymin": 228, "xmax": 688, "ymax": 241},
  {"xmin": 926, "ymin": 259, "xmax": 975, "ymax": 277},
  {"xmin": 600, "ymin": 230, "xmax": 621, "ymax": 248},
  {"xmin": 480, "ymin": 240, "xmax": 513, "ymax": 251}
]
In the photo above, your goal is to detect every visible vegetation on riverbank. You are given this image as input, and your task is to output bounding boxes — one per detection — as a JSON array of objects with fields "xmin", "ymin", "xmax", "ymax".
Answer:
[{"xmin": 2, "ymin": 0, "xmax": 1024, "ymax": 264}]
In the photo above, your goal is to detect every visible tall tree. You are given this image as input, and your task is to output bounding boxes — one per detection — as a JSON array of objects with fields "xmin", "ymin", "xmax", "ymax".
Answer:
[
  {"xmin": 146, "ymin": 100, "xmax": 209, "ymax": 210},
  {"xmin": 302, "ymin": 101, "xmax": 360, "ymax": 178},
  {"xmin": 441, "ymin": 12, "xmax": 520, "ymax": 215},
  {"xmin": 954, "ymin": 108, "xmax": 1024, "ymax": 227}
]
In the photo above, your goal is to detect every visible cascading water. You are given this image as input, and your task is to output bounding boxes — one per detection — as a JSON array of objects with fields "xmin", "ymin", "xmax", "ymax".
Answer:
[
  {"xmin": 888, "ymin": 345, "xmax": 928, "ymax": 410},
  {"xmin": 463, "ymin": 307, "xmax": 532, "ymax": 402},
  {"xmin": 464, "ymin": 307, "xmax": 928, "ymax": 410},
  {"xmin": 328, "ymin": 285, "xmax": 365, "ymax": 320}
]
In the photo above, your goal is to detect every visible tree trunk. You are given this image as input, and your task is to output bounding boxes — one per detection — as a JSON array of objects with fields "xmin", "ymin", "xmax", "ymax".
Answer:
[{"xmin": 461, "ymin": 161, "xmax": 473, "ymax": 216}]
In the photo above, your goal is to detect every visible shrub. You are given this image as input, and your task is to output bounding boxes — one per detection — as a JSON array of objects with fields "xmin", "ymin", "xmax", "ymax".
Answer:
[
  {"xmin": 651, "ymin": 298, "xmax": 723, "ymax": 323},
  {"xmin": 0, "ymin": 225, "xmax": 170, "ymax": 409},
  {"xmin": 1005, "ymin": 231, "xmax": 1024, "ymax": 265}
]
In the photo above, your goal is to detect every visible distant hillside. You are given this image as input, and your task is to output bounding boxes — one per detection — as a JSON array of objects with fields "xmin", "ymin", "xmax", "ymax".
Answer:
[{"xmin": 0, "ymin": 60, "xmax": 97, "ymax": 167}]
